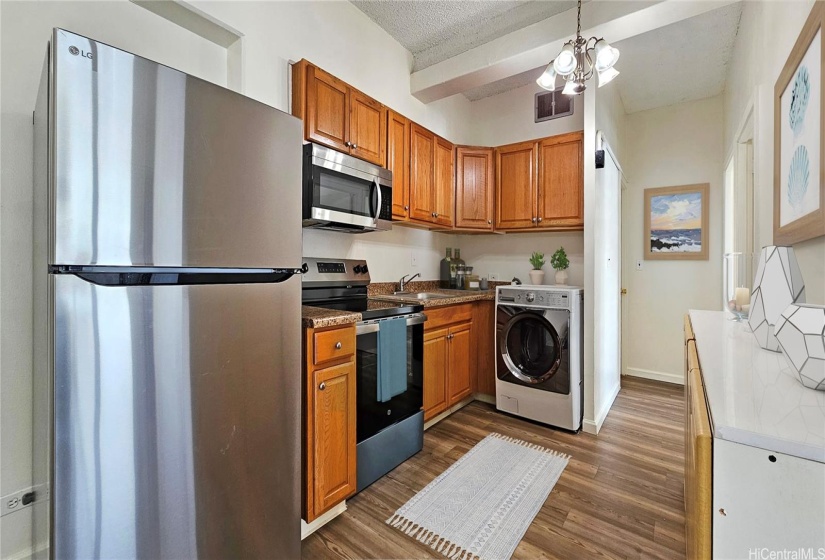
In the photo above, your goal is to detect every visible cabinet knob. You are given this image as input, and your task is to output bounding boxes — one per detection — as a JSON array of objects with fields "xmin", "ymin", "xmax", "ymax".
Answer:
[
  {"xmin": 352, "ymin": 144, "xmax": 357, "ymax": 149},
  {"xmin": 335, "ymin": 342, "xmax": 342, "ymax": 349},
  {"xmin": 487, "ymin": 220, "xmax": 492, "ymax": 224},
  {"xmin": 435, "ymin": 212, "xmax": 439, "ymax": 217},
  {"xmin": 404, "ymin": 205, "xmax": 409, "ymax": 210},
  {"xmin": 532, "ymin": 217, "xmax": 537, "ymax": 223},
  {"xmin": 537, "ymin": 217, "xmax": 543, "ymax": 223},
  {"xmin": 319, "ymin": 382, "xmax": 326, "ymax": 391},
  {"xmin": 344, "ymin": 141, "xmax": 351, "ymax": 147}
]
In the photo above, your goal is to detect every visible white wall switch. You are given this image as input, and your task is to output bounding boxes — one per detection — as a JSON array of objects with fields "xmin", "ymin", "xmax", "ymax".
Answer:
[
  {"xmin": 410, "ymin": 251, "xmax": 418, "ymax": 267},
  {"xmin": 635, "ymin": 260, "xmax": 643, "ymax": 271}
]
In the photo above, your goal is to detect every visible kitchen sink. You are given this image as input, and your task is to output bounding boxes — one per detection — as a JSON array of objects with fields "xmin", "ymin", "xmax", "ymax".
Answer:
[{"xmin": 390, "ymin": 292, "xmax": 454, "ymax": 300}]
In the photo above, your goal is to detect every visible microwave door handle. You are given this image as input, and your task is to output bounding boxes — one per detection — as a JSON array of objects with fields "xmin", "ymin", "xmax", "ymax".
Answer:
[{"xmin": 371, "ymin": 180, "xmax": 382, "ymax": 223}]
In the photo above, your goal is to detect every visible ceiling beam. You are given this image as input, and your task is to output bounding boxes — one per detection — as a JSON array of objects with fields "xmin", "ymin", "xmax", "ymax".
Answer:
[{"xmin": 410, "ymin": 0, "xmax": 740, "ymax": 103}]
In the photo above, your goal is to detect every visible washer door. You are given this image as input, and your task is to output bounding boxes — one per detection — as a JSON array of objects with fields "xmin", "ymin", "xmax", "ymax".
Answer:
[{"xmin": 499, "ymin": 310, "xmax": 562, "ymax": 384}]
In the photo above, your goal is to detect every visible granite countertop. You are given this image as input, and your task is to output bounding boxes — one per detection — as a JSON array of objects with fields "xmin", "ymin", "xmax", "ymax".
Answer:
[
  {"xmin": 689, "ymin": 309, "xmax": 825, "ymax": 463},
  {"xmin": 301, "ymin": 305, "xmax": 361, "ymax": 328}
]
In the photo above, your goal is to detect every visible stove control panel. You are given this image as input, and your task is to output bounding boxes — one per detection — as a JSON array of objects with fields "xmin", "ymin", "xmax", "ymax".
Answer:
[{"xmin": 302, "ymin": 256, "xmax": 371, "ymax": 286}]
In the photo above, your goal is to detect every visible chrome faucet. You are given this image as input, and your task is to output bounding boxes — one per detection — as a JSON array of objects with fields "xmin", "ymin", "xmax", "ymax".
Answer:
[{"xmin": 398, "ymin": 273, "xmax": 421, "ymax": 293}]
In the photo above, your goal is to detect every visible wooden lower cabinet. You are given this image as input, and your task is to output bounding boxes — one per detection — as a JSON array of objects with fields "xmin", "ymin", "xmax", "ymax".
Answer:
[
  {"xmin": 423, "ymin": 304, "xmax": 475, "ymax": 421},
  {"xmin": 473, "ymin": 301, "xmax": 496, "ymax": 396},
  {"xmin": 423, "ymin": 327, "xmax": 449, "ymax": 420},
  {"xmin": 304, "ymin": 324, "xmax": 357, "ymax": 523}
]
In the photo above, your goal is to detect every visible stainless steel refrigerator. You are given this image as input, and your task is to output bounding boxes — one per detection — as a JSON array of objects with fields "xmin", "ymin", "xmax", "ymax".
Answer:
[{"xmin": 32, "ymin": 29, "xmax": 303, "ymax": 559}]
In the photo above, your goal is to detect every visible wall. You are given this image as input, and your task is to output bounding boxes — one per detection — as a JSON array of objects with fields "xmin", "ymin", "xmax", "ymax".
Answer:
[
  {"xmin": 724, "ymin": 0, "xmax": 825, "ymax": 303},
  {"xmin": 0, "ymin": 2, "xmax": 474, "ymax": 557},
  {"xmin": 623, "ymin": 96, "xmax": 725, "ymax": 384},
  {"xmin": 468, "ymin": 80, "xmax": 584, "ymax": 146}
]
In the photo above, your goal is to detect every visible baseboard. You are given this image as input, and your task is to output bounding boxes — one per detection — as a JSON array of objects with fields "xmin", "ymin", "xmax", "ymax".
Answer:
[
  {"xmin": 424, "ymin": 395, "xmax": 476, "ymax": 430},
  {"xmin": 624, "ymin": 367, "xmax": 684, "ymax": 385},
  {"xmin": 301, "ymin": 501, "xmax": 347, "ymax": 540},
  {"xmin": 473, "ymin": 393, "xmax": 496, "ymax": 405},
  {"xmin": 582, "ymin": 381, "xmax": 621, "ymax": 435},
  {"xmin": 6, "ymin": 542, "xmax": 48, "ymax": 560}
]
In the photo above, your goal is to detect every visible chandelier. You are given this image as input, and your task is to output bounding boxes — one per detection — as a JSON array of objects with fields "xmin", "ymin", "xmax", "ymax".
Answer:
[{"xmin": 536, "ymin": 0, "xmax": 620, "ymax": 95}]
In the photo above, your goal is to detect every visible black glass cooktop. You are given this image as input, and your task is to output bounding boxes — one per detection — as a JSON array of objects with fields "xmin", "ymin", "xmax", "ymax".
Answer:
[{"xmin": 304, "ymin": 297, "xmax": 423, "ymax": 321}]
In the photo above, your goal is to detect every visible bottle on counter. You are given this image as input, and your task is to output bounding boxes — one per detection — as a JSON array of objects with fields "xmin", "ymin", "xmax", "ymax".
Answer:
[
  {"xmin": 440, "ymin": 248, "xmax": 453, "ymax": 289},
  {"xmin": 451, "ymin": 248, "xmax": 465, "ymax": 289},
  {"xmin": 465, "ymin": 266, "xmax": 480, "ymax": 290}
]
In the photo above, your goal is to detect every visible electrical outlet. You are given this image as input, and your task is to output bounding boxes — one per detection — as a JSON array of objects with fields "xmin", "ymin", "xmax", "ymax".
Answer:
[
  {"xmin": 1, "ymin": 486, "xmax": 42, "ymax": 517},
  {"xmin": 636, "ymin": 260, "xmax": 644, "ymax": 271},
  {"xmin": 488, "ymin": 273, "xmax": 499, "ymax": 281},
  {"xmin": 410, "ymin": 251, "xmax": 418, "ymax": 267}
]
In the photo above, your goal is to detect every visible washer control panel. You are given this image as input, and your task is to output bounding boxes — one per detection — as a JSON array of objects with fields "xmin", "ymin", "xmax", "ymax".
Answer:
[{"xmin": 497, "ymin": 287, "xmax": 571, "ymax": 309}]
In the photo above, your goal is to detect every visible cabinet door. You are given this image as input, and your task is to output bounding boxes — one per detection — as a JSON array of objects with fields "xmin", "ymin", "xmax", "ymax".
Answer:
[
  {"xmin": 473, "ymin": 302, "xmax": 496, "ymax": 396},
  {"xmin": 496, "ymin": 141, "xmax": 538, "ymax": 230},
  {"xmin": 350, "ymin": 90, "xmax": 386, "ymax": 165},
  {"xmin": 456, "ymin": 147, "xmax": 494, "ymax": 230},
  {"xmin": 305, "ymin": 66, "xmax": 349, "ymax": 153},
  {"xmin": 387, "ymin": 111, "xmax": 410, "ymax": 220},
  {"xmin": 423, "ymin": 327, "xmax": 449, "ymax": 420},
  {"xmin": 538, "ymin": 132, "xmax": 583, "ymax": 227},
  {"xmin": 311, "ymin": 361, "xmax": 356, "ymax": 517},
  {"xmin": 447, "ymin": 322, "xmax": 473, "ymax": 406},
  {"xmin": 434, "ymin": 136, "xmax": 454, "ymax": 227},
  {"xmin": 409, "ymin": 123, "xmax": 436, "ymax": 223}
]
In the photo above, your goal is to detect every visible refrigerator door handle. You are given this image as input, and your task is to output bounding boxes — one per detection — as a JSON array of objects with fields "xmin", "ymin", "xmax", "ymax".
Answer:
[{"xmin": 49, "ymin": 265, "xmax": 308, "ymax": 287}]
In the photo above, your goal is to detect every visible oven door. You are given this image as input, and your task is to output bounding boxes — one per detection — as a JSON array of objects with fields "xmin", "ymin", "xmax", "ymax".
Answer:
[{"xmin": 355, "ymin": 315, "xmax": 424, "ymax": 442}]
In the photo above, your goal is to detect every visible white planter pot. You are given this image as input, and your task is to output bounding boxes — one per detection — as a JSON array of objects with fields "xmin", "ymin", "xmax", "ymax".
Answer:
[
  {"xmin": 748, "ymin": 246, "xmax": 806, "ymax": 352},
  {"xmin": 774, "ymin": 303, "xmax": 825, "ymax": 391},
  {"xmin": 554, "ymin": 270, "xmax": 569, "ymax": 285},
  {"xmin": 528, "ymin": 270, "xmax": 545, "ymax": 285}
]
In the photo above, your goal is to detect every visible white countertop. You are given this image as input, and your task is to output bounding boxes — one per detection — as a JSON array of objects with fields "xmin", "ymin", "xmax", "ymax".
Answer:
[{"xmin": 689, "ymin": 310, "xmax": 825, "ymax": 463}]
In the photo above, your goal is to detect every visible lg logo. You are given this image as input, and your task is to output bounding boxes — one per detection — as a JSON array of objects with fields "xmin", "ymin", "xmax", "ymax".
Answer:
[{"xmin": 68, "ymin": 46, "xmax": 93, "ymax": 60}]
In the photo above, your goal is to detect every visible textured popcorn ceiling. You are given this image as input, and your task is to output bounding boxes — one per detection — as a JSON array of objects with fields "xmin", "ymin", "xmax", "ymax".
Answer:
[
  {"xmin": 351, "ymin": 0, "xmax": 577, "ymax": 72},
  {"xmin": 461, "ymin": 2, "xmax": 742, "ymax": 111}
]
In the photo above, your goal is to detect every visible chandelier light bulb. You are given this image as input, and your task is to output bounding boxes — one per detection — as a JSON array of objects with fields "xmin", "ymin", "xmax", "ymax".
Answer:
[
  {"xmin": 593, "ymin": 39, "xmax": 620, "ymax": 71},
  {"xmin": 554, "ymin": 43, "xmax": 577, "ymax": 76},
  {"xmin": 597, "ymin": 66, "xmax": 619, "ymax": 87},
  {"xmin": 536, "ymin": 62, "xmax": 558, "ymax": 90},
  {"xmin": 562, "ymin": 79, "xmax": 585, "ymax": 95}
]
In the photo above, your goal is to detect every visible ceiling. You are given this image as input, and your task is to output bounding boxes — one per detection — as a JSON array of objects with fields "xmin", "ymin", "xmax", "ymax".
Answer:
[
  {"xmin": 351, "ymin": 0, "xmax": 577, "ymax": 72},
  {"xmin": 352, "ymin": 0, "xmax": 743, "ymax": 114}
]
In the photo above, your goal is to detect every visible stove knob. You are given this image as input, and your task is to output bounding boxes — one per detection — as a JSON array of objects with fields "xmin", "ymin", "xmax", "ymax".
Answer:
[
  {"xmin": 353, "ymin": 265, "xmax": 363, "ymax": 274},
  {"xmin": 526, "ymin": 292, "xmax": 536, "ymax": 303},
  {"xmin": 362, "ymin": 265, "xmax": 369, "ymax": 274}
]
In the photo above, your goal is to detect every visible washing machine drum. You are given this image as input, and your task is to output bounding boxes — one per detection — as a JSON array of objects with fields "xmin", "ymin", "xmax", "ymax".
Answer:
[{"xmin": 499, "ymin": 309, "xmax": 563, "ymax": 384}]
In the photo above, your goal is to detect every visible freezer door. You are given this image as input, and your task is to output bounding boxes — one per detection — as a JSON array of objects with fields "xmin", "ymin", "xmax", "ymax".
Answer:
[
  {"xmin": 52, "ymin": 273, "xmax": 301, "ymax": 559},
  {"xmin": 51, "ymin": 29, "xmax": 301, "ymax": 268}
]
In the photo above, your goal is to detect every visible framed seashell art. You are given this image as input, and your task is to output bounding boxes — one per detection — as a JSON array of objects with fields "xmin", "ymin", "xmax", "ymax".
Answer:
[{"xmin": 775, "ymin": 1, "xmax": 825, "ymax": 245}]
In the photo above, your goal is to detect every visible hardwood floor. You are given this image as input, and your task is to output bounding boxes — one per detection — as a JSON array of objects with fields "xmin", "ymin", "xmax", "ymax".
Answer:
[{"xmin": 302, "ymin": 377, "xmax": 686, "ymax": 559}]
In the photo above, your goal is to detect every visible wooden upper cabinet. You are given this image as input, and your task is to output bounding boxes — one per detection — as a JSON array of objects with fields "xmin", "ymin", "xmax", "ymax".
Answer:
[
  {"xmin": 538, "ymin": 131, "xmax": 583, "ymax": 228},
  {"xmin": 292, "ymin": 60, "xmax": 386, "ymax": 166},
  {"xmin": 350, "ymin": 90, "xmax": 386, "ymax": 165},
  {"xmin": 434, "ymin": 137, "xmax": 454, "ymax": 227},
  {"xmin": 456, "ymin": 147, "xmax": 494, "ymax": 230},
  {"xmin": 409, "ymin": 123, "xmax": 436, "ymax": 223},
  {"xmin": 496, "ymin": 141, "xmax": 538, "ymax": 230},
  {"xmin": 387, "ymin": 111, "xmax": 410, "ymax": 220},
  {"xmin": 305, "ymin": 65, "xmax": 349, "ymax": 153}
]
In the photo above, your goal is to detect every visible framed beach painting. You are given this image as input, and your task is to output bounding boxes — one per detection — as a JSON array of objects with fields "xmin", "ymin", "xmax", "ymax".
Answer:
[
  {"xmin": 774, "ymin": 1, "xmax": 825, "ymax": 245},
  {"xmin": 644, "ymin": 183, "xmax": 709, "ymax": 261}
]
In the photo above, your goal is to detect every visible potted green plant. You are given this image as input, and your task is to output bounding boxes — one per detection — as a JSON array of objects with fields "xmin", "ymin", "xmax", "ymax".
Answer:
[
  {"xmin": 528, "ymin": 251, "xmax": 545, "ymax": 285},
  {"xmin": 550, "ymin": 247, "xmax": 570, "ymax": 285}
]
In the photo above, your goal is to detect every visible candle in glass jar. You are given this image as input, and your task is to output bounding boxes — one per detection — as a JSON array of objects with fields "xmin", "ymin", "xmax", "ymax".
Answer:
[{"xmin": 734, "ymin": 287, "xmax": 751, "ymax": 308}]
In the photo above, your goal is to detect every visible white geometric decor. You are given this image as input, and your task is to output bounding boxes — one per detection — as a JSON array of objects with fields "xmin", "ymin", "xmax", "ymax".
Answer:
[
  {"xmin": 748, "ymin": 246, "xmax": 806, "ymax": 352},
  {"xmin": 774, "ymin": 303, "xmax": 825, "ymax": 391}
]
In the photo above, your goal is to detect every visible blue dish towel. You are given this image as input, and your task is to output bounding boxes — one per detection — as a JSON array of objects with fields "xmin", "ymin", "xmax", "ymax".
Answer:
[{"xmin": 377, "ymin": 317, "xmax": 408, "ymax": 403}]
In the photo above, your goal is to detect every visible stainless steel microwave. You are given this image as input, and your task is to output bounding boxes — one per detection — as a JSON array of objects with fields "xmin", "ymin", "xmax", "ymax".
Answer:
[{"xmin": 302, "ymin": 143, "xmax": 392, "ymax": 233}]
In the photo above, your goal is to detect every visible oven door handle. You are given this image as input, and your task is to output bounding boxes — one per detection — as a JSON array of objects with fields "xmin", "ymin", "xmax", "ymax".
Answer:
[{"xmin": 356, "ymin": 312, "xmax": 427, "ymax": 335}]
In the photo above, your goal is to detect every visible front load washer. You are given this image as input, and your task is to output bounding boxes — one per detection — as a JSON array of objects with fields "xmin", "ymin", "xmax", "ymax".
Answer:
[{"xmin": 495, "ymin": 285, "xmax": 584, "ymax": 431}]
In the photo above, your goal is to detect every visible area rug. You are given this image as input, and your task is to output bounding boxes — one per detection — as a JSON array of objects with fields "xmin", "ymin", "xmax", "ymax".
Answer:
[{"xmin": 386, "ymin": 433, "xmax": 569, "ymax": 560}]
